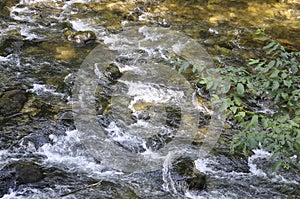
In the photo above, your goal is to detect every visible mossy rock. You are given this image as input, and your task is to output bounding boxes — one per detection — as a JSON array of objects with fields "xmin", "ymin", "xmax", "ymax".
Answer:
[
  {"xmin": 0, "ymin": 36, "xmax": 24, "ymax": 56},
  {"xmin": 171, "ymin": 156, "xmax": 207, "ymax": 191},
  {"xmin": 104, "ymin": 63, "xmax": 122, "ymax": 81},
  {"xmin": 0, "ymin": 89, "xmax": 27, "ymax": 116},
  {"xmin": 0, "ymin": 0, "xmax": 20, "ymax": 18}
]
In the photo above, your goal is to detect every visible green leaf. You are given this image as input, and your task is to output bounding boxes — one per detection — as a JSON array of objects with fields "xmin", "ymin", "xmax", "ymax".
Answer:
[
  {"xmin": 283, "ymin": 80, "xmax": 292, "ymax": 88},
  {"xmin": 237, "ymin": 83, "xmax": 245, "ymax": 96},
  {"xmin": 263, "ymin": 81, "xmax": 271, "ymax": 88},
  {"xmin": 247, "ymin": 82, "xmax": 254, "ymax": 90},
  {"xmin": 288, "ymin": 120, "xmax": 299, "ymax": 127},
  {"xmin": 291, "ymin": 64, "xmax": 298, "ymax": 74},
  {"xmin": 248, "ymin": 137, "xmax": 257, "ymax": 149},
  {"xmin": 184, "ymin": 62, "xmax": 190, "ymax": 70},
  {"xmin": 267, "ymin": 43, "xmax": 280, "ymax": 55},
  {"xmin": 263, "ymin": 41, "xmax": 276, "ymax": 50},
  {"xmin": 276, "ymin": 59, "xmax": 283, "ymax": 67},
  {"xmin": 230, "ymin": 106, "xmax": 238, "ymax": 114},
  {"xmin": 192, "ymin": 66, "xmax": 197, "ymax": 73},
  {"xmin": 261, "ymin": 118, "xmax": 268, "ymax": 129},
  {"xmin": 273, "ymin": 160, "xmax": 283, "ymax": 172},
  {"xmin": 278, "ymin": 115, "xmax": 289, "ymax": 123},
  {"xmin": 281, "ymin": 92, "xmax": 288, "ymax": 100},
  {"xmin": 248, "ymin": 59, "xmax": 260, "ymax": 65},
  {"xmin": 274, "ymin": 127, "xmax": 281, "ymax": 134},
  {"xmin": 198, "ymin": 78, "xmax": 207, "ymax": 84},
  {"xmin": 222, "ymin": 82, "xmax": 231, "ymax": 93},
  {"xmin": 248, "ymin": 115, "xmax": 259, "ymax": 128},
  {"xmin": 234, "ymin": 111, "xmax": 246, "ymax": 121},
  {"xmin": 234, "ymin": 95, "xmax": 243, "ymax": 106},
  {"xmin": 281, "ymin": 71, "xmax": 288, "ymax": 79},
  {"xmin": 207, "ymin": 80, "xmax": 214, "ymax": 90},
  {"xmin": 268, "ymin": 60, "xmax": 275, "ymax": 68},
  {"xmin": 219, "ymin": 101, "xmax": 229, "ymax": 112},
  {"xmin": 272, "ymin": 81, "xmax": 280, "ymax": 90},
  {"xmin": 270, "ymin": 70, "xmax": 280, "ymax": 78}
]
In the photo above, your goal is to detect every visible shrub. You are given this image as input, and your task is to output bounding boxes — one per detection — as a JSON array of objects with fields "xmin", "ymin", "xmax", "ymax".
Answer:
[{"xmin": 201, "ymin": 29, "xmax": 300, "ymax": 171}]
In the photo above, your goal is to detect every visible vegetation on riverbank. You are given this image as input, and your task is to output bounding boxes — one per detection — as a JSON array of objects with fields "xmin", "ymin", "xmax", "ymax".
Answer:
[{"xmin": 200, "ymin": 29, "xmax": 300, "ymax": 171}]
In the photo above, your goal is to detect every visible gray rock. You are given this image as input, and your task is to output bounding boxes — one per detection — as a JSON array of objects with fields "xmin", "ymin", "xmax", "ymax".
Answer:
[{"xmin": 0, "ymin": 161, "xmax": 44, "ymax": 197}]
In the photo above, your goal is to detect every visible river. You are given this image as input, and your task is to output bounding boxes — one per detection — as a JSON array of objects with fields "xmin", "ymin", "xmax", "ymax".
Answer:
[{"xmin": 0, "ymin": 0, "xmax": 299, "ymax": 198}]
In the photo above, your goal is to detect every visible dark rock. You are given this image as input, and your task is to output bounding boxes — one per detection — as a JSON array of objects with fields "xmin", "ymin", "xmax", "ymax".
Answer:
[
  {"xmin": 96, "ymin": 180, "xmax": 139, "ymax": 199},
  {"xmin": 146, "ymin": 131, "xmax": 174, "ymax": 151},
  {"xmin": 211, "ymin": 149, "xmax": 250, "ymax": 173},
  {"xmin": 198, "ymin": 112, "xmax": 211, "ymax": 127},
  {"xmin": 196, "ymin": 82, "xmax": 211, "ymax": 100},
  {"xmin": 70, "ymin": 31, "xmax": 97, "ymax": 47},
  {"xmin": 171, "ymin": 156, "xmax": 207, "ymax": 191},
  {"xmin": 20, "ymin": 132, "xmax": 50, "ymax": 149},
  {"xmin": 217, "ymin": 154, "xmax": 250, "ymax": 173},
  {"xmin": 131, "ymin": 111, "xmax": 150, "ymax": 122},
  {"xmin": 0, "ymin": 37, "xmax": 24, "ymax": 56},
  {"xmin": 0, "ymin": 0, "xmax": 20, "ymax": 18},
  {"xmin": 165, "ymin": 105, "xmax": 181, "ymax": 128},
  {"xmin": 0, "ymin": 161, "xmax": 44, "ymax": 197},
  {"xmin": 13, "ymin": 162, "xmax": 44, "ymax": 185},
  {"xmin": 104, "ymin": 63, "xmax": 122, "ymax": 81},
  {"xmin": 0, "ymin": 168, "xmax": 15, "ymax": 197},
  {"xmin": 0, "ymin": 89, "xmax": 27, "ymax": 116}
]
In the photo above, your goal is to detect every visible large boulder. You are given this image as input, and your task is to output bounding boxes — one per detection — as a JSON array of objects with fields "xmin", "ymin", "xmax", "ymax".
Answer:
[
  {"xmin": 0, "ymin": 89, "xmax": 27, "ymax": 116},
  {"xmin": 171, "ymin": 156, "xmax": 207, "ymax": 191},
  {"xmin": 0, "ymin": 161, "xmax": 44, "ymax": 197},
  {"xmin": 0, "ymin": 0, "xmax": 20, "ymax": 18}
]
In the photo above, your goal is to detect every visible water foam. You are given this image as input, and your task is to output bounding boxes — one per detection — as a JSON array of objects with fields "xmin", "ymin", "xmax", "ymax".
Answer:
[
  {"xmin": 38, "ymin": 130, "xmax": 113, "ymax": 177},
  {"xmin": 27, "ymin": 84, "xmax": 65, "ymax": 97}
]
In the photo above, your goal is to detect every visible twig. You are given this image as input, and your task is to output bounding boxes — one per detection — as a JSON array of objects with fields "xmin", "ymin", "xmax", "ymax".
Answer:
[{"xmin": 60, "ymin": 180, "xmax": 102, "ymax": 197}]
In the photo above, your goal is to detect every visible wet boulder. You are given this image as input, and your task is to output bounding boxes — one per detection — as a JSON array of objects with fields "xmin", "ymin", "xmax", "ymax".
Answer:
[
  {"xmin": 0, "ymin": 36, "xmax": 24, "ymax": 57},
  {"xmin": 145, "ymin": 131, "xmax": 173, "ymax": 151},
  {"xmin": 104, "ymin": 63, "xmax": 122, "ymax": 81},
  {"xmin": 0, "ymin": 168, "xmax": 15, "ymax": 197},
  {"xmin": 165, "ymin": 105, "xmax": 181, "ymax": 128},
  {"xmin": 94, "ymin": 180, "xmax": 139, "ymax": 199},
  {"xmin": 0, "ymin": 161, "xmax": 44, "ymax": 197},
  {"xmin": 68, "ymin": 31, "xmax": 97, "ymax": 47},
  {"xmin": 0, "ymin": 89, "xmax": 27, "ymax": 116},
  {"xmin": 0, "ymin": 0, "xmax": 20, "ymax": 18},
  {"xmin": 171, "ymin": 156, "xmax": 207, "ymax": 191}
]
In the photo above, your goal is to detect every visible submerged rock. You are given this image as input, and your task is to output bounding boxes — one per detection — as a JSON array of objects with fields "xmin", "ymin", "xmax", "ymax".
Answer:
[{"xmin": 0, "ymin": 89, "xmax": 27, "ymax": 116}]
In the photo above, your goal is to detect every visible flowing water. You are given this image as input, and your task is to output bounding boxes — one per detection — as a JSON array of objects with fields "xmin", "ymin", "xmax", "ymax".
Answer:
[{"xmin": 0, "ymin": 0, "xmax": 299, "ymax": 198}]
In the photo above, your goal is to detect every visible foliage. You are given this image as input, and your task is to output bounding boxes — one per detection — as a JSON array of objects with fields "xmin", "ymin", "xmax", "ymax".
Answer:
[{"xmin": 199, "ymin": 30, "xmax": 300, "ymax": 171}]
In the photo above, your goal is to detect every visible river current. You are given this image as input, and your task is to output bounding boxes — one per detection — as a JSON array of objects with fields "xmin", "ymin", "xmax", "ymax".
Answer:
[{"xmin": 0, "ymin": 0, "xmax": 299, "ymax": 198}]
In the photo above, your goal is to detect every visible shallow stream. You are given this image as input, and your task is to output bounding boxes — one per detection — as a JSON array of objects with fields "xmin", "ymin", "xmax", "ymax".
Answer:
[{"xmin": 0, "ymin": 0, "xmax": 299, "ymax": 198}]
